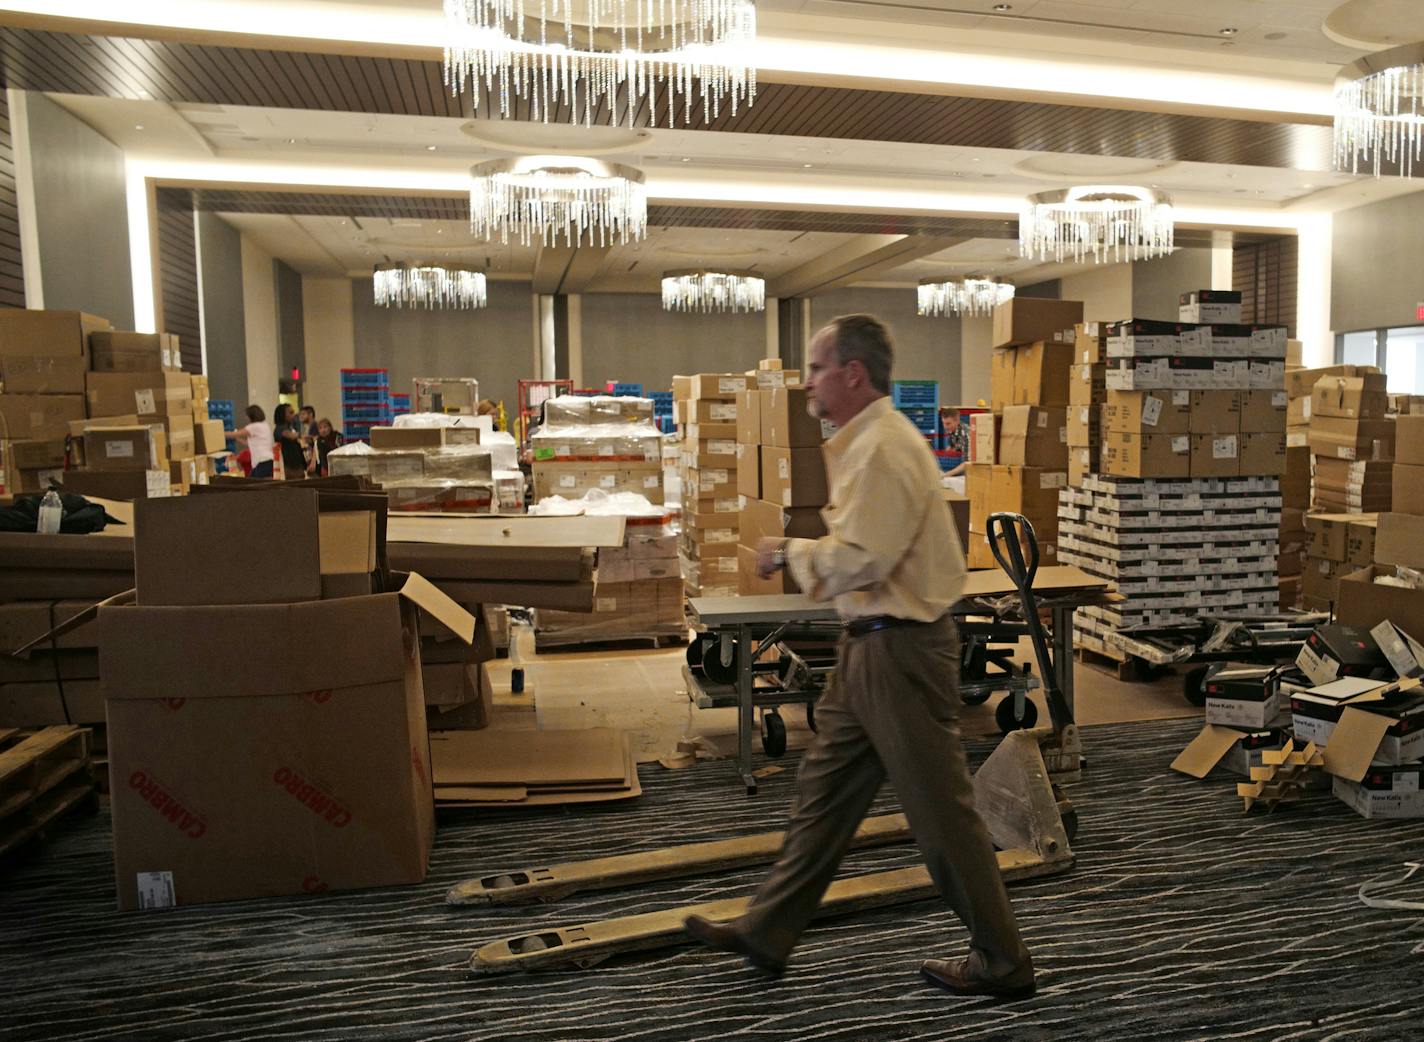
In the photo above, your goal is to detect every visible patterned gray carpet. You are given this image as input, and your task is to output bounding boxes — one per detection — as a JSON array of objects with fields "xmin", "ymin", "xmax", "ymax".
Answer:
[{"xmin": 3, "ymin": 717, "xmax": 1423, "ymax": 1042}]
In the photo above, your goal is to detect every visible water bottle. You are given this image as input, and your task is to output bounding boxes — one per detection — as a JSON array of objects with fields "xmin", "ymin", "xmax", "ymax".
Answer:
[
  {"xmin": 36, "ymin": 489, "xmax": 63, "ymax": 534},
  {"xmin": 509, "ymin": 618, "xmax": 527, "ymax": 695}
]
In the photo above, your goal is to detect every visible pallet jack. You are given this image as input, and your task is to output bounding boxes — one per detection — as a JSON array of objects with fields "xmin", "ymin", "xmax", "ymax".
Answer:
[{"xmin": 458, "ymin": 513, "xmax": 1080, "ymax": 974}]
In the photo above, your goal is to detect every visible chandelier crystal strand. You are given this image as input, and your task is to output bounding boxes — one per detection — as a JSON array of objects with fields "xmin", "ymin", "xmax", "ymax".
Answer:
[
  {"xmin": 373, "ymin": 264, "xmax": 488, "ymax": 309},
  {"xmin": 470, "ymin": 157, "xmax": 648, "ymax": 247},
  {"xmin": 1335, "ymin": 43, "xmax": 1424, "ymax": 177},
  {"xmin": 1020, "ymin": 186, "xmax": 1174, "ymax": 264},
  {"xmin": 916, "ymin": 278, "xmax": 1014, "ymax": 318},
  {"xmin": 661, "ymin": 270, "xmax": 766, "ymax": 313},
  {"xmin": 444, "ymin": 0, "xmax": 756, "ymax": 127}
]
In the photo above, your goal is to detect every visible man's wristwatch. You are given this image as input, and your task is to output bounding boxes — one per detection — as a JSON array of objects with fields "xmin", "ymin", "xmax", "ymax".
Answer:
[{"xmin": 772, "ymin": 541, "xmax": 788, "ymax": 571}]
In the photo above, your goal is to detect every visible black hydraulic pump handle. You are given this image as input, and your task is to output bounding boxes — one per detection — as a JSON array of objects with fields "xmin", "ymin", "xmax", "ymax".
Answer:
[{"xmin": 985, "ymin": 511, "xmax": 1074, "ymax": 731}]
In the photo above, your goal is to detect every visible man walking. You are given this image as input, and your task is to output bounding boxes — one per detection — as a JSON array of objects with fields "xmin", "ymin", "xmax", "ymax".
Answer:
[{"xmin": 684, "ymin": 314, "xmax": 1035, "ymax": 999}]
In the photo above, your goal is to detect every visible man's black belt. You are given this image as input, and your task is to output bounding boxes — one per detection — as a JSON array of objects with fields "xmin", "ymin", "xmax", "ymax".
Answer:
[{"xmin": 844, "ymin": 614, "xmax": 939, "ymax": 638}]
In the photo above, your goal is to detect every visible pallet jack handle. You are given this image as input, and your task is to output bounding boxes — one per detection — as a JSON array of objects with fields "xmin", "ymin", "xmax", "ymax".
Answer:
[{"xmin": 986, "ymin": 511, "xmax": 1074, "ymax": 733}]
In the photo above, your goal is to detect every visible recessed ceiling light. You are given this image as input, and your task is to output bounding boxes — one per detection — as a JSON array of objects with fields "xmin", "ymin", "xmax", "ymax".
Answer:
[
  {"xmin": 1219, "ymin": 27, "xmax": 1237, "ymax": 36},
  {"xmin": 681, "ymin": 157, "xmax": 691, "ymax": 162},
  {"xmin": 803, "ymin": 163, "xmax": 812, "ymax": 168},
  {"xmin": 426, "ymin": 145, "xmax": 437, "ymax": 151},
  {"xmin": 993, "ymin": 3, "xmax": 1012, "ymax": 10},
  {"xmin": 134, "ymin": 124, "xmax": 144, "ymax": 130},
  {"xmin": 137, "ymin": 89, "xmax": 150, "ymax": 99},
  {"xmin": 287, "ymin": 138, "xmax": 296, "ymax": 144}
]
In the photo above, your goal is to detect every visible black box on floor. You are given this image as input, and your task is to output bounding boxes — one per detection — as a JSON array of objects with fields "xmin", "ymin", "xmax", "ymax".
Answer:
[{"xmin": 1296, "ymin": 624, "xmax": 1388, "ymax": 686}]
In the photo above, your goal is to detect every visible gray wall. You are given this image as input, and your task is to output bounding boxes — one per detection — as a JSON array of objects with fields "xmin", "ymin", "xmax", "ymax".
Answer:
[
  {"xmin": 1332, "ymin": 190, "xmax": 1424, "ymax": 333},
  {"xmin": 1131, "ymin": 248, "xmax": 1212, "ymax": 321},
  {"xmin": 579, "ymin": 292, "xmax": 766, "ymax": 390},
  {"xmin": 352, "ymin": 276, "xmax": 534, "ymax": 407},
  {"xmin": 197, "ymin": 212, "xmax": 249, "ymax": 408},
  {"xmin": 25, "ymin": 92, "xmax": 133, "ymax": 327},
  {"xmin": 811, "ymin": 286, "xmax": 963, "ymax": 403},
  {"xmin": 275, "ymin": 260, "xmax": 305, "ymax": 380}
]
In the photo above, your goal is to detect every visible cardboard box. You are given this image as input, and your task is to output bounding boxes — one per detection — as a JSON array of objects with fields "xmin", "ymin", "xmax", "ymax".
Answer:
[
  {"xmin": 737, "ymin": 543, "xmax": 799, "ymax": 596},
  {"xmin": 1397, "ymin": 414, "xmax": 1424, "ymax": 466},
  {"xmin": 99, "ymin": 574, "xmax": 467, "ymax": 910},
  {"xmin": 1346, "ymin": 517, "xmax": 1378, "ymax": 567},
  {"xmin": 1334, "ymin": 765, "xmax": 1424, "ymax": 819},
  {"xmin": 1012, "ymin": 341, "xmax": 1074, "ymax": 406},
  {"xmin": 85, "ymin": 425, "xmax": 168, "ymax": 471},
  {"xmin": 990, "ymin": 349, "xmax": 1015, "ymax": 411},
  {"xmin": 533, "ymin": 461, "xmax": 663, "ymax": 503},
  {"xmin": 1394, "ymin": 462, "xmax": 1424, "ymax": 515},
  {"xmin": 1239, "ymin": 390, "xmax": 1288, "ymax": 433},
  {"xmin": 739, "ymin": 497, "xmax": 827, "ymax": 545},
  {"xmin": 1282, "ymin": 445, "xmax": 1310, "ymax": 507},
  {"xmin": 1370, "ymin": 619, "xmax": 1424, "ymax": 679},
  {"xmin": 997, "ymin": 405, "xmax": 1067, "ymax": 467},
  {"xmin": 966, "ymin": 463, "xmax": 992, "ymax": 534},
  {"xmin": 89, "ymin": 331, "xmax": 181, "ymax": 372},
  {"xmin": 1296, "ymin": 624, "xmax": 1388, "ymax": 686},
  {"xmin": 133, "ymin": 491, "xmax": 377, "ymax": 606},
  {"xmin": 1074, "ymin": 322, "xmax": 1105, "ymax": 363},
  {"xmin": 0, "ymin": 353, "xmax": 87, "ymax": 394},
  {"xmin": 991, "ymin": 298, "xmax": 1083, "ymax": 349},
  {"xmin": 0, "ymin": 393, "xmax": 86, "ymax": 440},
  {"xmin": 1336, "ymin": 565, "xmax": 1424, "ymax": 636},
  {"xmin": 1102, "ymin": 390, "xmax": 1190, "ymax": 435},
  {"xmin": 1065, "ymin": 405, "xmax": 1097, "ymax": 447},
  {"xmin": 1069, "ymin": 363, "xmax": 1106, "ymax": 407},
  {"xmin": 760, "ymin": 387, "xmax": 826, "ymax": 447},
  {"xmin": 988, "ymin": 465, "xmax": 1064, "ymax": 528},
  {"xmin": 736, "ymin": 390, "xmax": 762, "ymax": 446},
  {"xmin": 736, "ymin": 444, "xmax": 760, "ymax": 500},
  {"xmin": 969, "ymin": 411, "xmax": 997, "ymax": 464},
  {"xmin": 1171, "ymin": 725, "xmax": 1289, "ymax": 779},
  {"xmin": 1306, "ymin": 513, "xmax": 1354, "ymax": 562},
  {"xmin": 760, "ymin": 446, "xmax": 828, "ymax": 508},
  {"xmin": 1203, "ymin": 667, "xmax": 1280, "ymax": 729},
  {"xmin": 369, "ymin": 427, "xmax": 449, "ymax": 451},
  {"xmin": 1375, "ymin": 512, "xmax": 1424, "ymax": 568},
  {"xmin": 60, "ymin": 468, "xmax": 171, "ymax": 500},
  {"xmin": 195, "ymin": 419, "xmax": 228, "ymax": 455},
  {"xmin": 1308, "ymin": 416, "xmax": 1395, "ymax": 462},
  {"xmin": 1189, "ymin": 390, "xmax": 1240, "ymax": 434},
  {"xmin": 691, "ymin": 373, "xmax": 752, "ymax": 400},
  {"xmin": 1100, "ymin": 429, "xmax": 1190, "ymax": 479},
  {"xmin": 1311, "ymin": 373, "xmax": 1388, "ymax": 420},
  {"xmin": 1286, "ymin": 364, "xmax": 1375, "ymax": 400},
  {"xmin": 0, "ymin": 309, "xmax": 107, "ymax": 357},
  {"xmin": 166, "ymin": 426, "xmax": 196, "ymax": 460},
  {"xmin": 682, "ymin": 399, "xmax": 739, "ymax": 424},
  {"xmin": 87, "ymin": 371, "xmax": 193, "ymax": 419},
  {"xmin": 1189, "ymin": 433, "xmax": 1239, "ymax": 477},
  {"xmin": 1238, "ymin": 432, "xmax": 1286, "ymax": 477}
]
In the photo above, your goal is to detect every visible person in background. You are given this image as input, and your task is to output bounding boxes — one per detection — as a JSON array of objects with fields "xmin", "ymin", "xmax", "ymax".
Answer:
[
  {"xmin": 316, "ymin": 418, "xmax": 344, "ymax": 476},
  {"xmin": 273, "ymin": 403, "xmax": 307, "ymax": 481},
  {"xmin": 228, "ymin": 404, "xmax": 275, "ymax": 479},
  {"xmin": 299, "ymin": 404, "xmax": 319, "ymax": 438}
]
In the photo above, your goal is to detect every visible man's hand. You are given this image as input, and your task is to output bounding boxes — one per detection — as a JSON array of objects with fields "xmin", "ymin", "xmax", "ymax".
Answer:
[{"xmin": 755, "ymin": 537, "xmax": 785, "ymax": 579}]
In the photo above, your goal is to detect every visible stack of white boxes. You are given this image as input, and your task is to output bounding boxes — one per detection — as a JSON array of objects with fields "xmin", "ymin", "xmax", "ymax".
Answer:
[{"xmin": 1059, "ymin": 290, "xmax": 1286, "ymax": 658}]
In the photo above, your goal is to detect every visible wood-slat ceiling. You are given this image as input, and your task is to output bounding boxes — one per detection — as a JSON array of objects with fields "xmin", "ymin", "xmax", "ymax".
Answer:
[{"xmin": 0, "ymin": 27, "xmax": 1356, "ymax": 172}]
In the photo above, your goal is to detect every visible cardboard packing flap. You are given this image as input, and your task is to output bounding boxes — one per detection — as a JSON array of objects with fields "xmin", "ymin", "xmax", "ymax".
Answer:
[
  {"xmin": 1322, "ymin": 707, "xmax": 1396, "ymax": 782},
  {"xmin": 1171, "ymin": 724, "xmax": 1251, "ymax": 779}
]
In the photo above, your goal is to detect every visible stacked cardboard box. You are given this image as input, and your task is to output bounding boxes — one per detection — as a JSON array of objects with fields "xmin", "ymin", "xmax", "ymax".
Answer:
[
  {"xmin": 1335, "ymin": 511, "xmax": 1424, "ymax": 637},
  {"xmin": 1065, "ymin": 322, "xmax": 1108, "ymax": 486},
  {"xmin": 967, "ymin": 298, "xmax": 1083, "ymax": 569},
  {"xmin": 736, "ymin": 385, "xmax": 830, "ymax": 595},
  {"xmin": 530, "ymin": 396, "xmax": 662, "ymax": 506},
  {"xmin": 673, "ymin": 373, "xmax": 751, "ymax": 597},
  {"xmin": 331, "ymin": 425, "xmax": 498, "ymax": 512},
  {"xmin": 1300, "ymin": 512, "xmax": 1378, "ymax": 611},
  {"xmin": 0, "ymin": 310, "xmax": 104, "ymax": 496}
]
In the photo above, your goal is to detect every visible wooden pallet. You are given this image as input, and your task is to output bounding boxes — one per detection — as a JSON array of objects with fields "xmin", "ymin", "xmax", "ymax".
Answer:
[
  {"xmin": 0, "ymin": 725, "xmax": 97, "ymax": 861},
  {"xmin": 533, "ymin": 632, "xmax": 689, "ymax": 654}
]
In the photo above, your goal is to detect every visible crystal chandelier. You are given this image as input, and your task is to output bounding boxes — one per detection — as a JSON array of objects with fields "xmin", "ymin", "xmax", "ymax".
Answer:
[
  {"xmin": 1335, "ymin": 42, "xmax": 1424, "ymax": 177},
  {"xmin": 469, "ymin": 156, "xmax": 647, "ymax": 247},
  {"xmin": 917, "ymin": 277, "xmax": 1014, "ymax": 318},
  {"xmin": 443, "ymin": 0, "xmax": 757, "ymax": 128},
  {"xmin": 1020, "ymin": 186, "xmax": 1174, "ymax": 263},
  {"xmin": 373, "ymin": 263, "xmax": 487, "ymax": 309},
  {"xmin": 661, "ymin": 269, "xmax": 766, "ymax": 313}
]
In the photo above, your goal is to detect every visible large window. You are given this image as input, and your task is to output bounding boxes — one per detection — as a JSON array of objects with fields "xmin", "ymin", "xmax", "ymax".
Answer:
[
  {"xmin": 1336, "ymin": 325, "xmax": 1424, "ymax": 394},
  {"xmin": 1340, "ymin": 330, "xmax": 1377, "ymax": 367}
]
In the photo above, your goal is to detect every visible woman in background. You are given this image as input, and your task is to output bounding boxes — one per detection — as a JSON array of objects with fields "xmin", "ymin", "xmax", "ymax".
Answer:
[
  {"xmin": 228, "ymin": 404, "xmax": 275, "ymax": 479},
  {"xmin": 316, "ymin": 418, "xmax": 344, "ymax": 476},
  {"xmin": 273, "ymin": 403, "xmax": 307, "ymax": 481}
]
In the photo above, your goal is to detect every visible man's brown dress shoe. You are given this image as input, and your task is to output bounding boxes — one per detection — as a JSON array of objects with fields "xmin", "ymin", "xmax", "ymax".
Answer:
[
  {"xmin": 683, "ymin": 915, "xmax": 786, "ymax": 976},
  {"xmin": 920, "ymin": 957, "xmax": 1036, "ymax": 1000}
]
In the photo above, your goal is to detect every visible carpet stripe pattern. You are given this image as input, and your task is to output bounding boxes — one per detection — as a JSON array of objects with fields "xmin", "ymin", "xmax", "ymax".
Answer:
[{"xmin": 3, "ymin": 717, "xmax": 1423, "ymax": 1041}]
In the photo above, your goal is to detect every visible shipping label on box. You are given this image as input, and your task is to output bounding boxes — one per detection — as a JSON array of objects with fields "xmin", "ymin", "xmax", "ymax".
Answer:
[{"xmin": 1103, "ymin": 390, "xmax": 1190, "ymax": 434}]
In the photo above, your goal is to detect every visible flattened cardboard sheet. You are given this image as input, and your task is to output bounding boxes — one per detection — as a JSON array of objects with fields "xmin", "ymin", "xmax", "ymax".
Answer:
[
  {"xmin": 430, "ymin": 727, "xmax": 628, "ymax": 786},
  {"xmin": 1323, "ymin": 707, "xmax": 1395, "ymax": 783},
  {"xmin": 1171, "ymin": 724, "xmax": 1248, "ymax": 779}
]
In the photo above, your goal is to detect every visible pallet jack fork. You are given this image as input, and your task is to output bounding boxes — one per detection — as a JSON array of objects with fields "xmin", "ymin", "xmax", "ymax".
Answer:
[{"xmin": 466, "ymin": 730, "xmax": 1073, "ymax": 974}]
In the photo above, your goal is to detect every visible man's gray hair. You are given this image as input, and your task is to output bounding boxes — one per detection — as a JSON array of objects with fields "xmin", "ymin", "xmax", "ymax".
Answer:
[{"xmin": 825, "ymin": 313, "xmax": 893, "ymax": 394}]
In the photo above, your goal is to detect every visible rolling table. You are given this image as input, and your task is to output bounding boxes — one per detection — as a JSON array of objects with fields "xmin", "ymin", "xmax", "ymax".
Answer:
[{"xmin": 688, "ymin": 566, "xmax": 1112, "ymax": 793}]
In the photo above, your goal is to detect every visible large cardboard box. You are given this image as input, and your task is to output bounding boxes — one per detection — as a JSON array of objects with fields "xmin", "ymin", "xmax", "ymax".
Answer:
[
  {"xmin": 1100, "ymin": 429, "xmax": 1190, "ymax": 478},
  {"xmin": 1282, "ymin": 445, "xmax": 1310, "ymax": 507},
  {"xmin": 738, "ymin": 543, "xmax": 799, "ymax": 596},
  {"xmin": 1375, "ymin": 512, "xmax": 1424, "ymax": 568},
  {"xmin": 1336, "ymin": 565, "xmax": 1424, "ymax": 636},
  {"xmin": 990, "ymin": 349, "xmax": 1016, "ymax": 411},
  {"xmin": 739, "ymin": 497, "xmax": 827, "ymax": 545},
  {"xmin": 691, "ymin": 373, "xmax": 752, "ymax": 400},
  {"xmin": 1308, "ymin": 416, "xmax": 1396, "ymax": 462},
  {"xmin": 133, "ymin": 491, "xmax": 377, "ymax": 606},
  {"xmin": 682, "ymin": 399, "xmax": 739, "ymax": 424},
  {"xmin": 969, "ymin": 411, "xmax": 997, "ymax": 464},
  {"xmin": 100, "ymin": 575, "xmax": 469, "ymax": 910},
  {"xmin": 1238, "ymin": 432, "xmax": 1286, "ymax": 476},
  {"xmin": 760, "ymin": 387, "xmax": 826, "ymax": 447},
  {"xmin": 1391, "ymin": 462, "xmax": 1424, "ymax": 516},
  {"xmin": 0, "ymin": 309, "xmax": 107, "ymax": 357},
  {"xmin": 967, "ymin": 463, "xmax": 992, "ymax": 534},
  {"xmin": 1286, "ymin": 364, "xmax": 1374, "ymax": 400},
  {"xmin": 1397, "ymin": 414, "xmax": 1424, "ymax": 466},
  {"xmin": 736, "ymin": 443, "xmax": 761, "ymax": 500},
  {"xmin": 1239, "ymin": 390, "xmax": 1288, "ymax": 433},
  {"xmin": 760, "ymin": 446, "xmax": 828, "ymax": 508},
  {"xmin": 87, "ymin": 371, "xmax": 193, "ymax": 419},
  {"xmin": 370, "ymin": 427, "xmax": 446, "ymax": 451},
  {"xmin": 1103, "ymin": 390, "xmax": 1190, "ymax": 435},
  {"xmin": 0, "ymin": 354, "xmax": 87, "ymax": 394},
  {"xmin": 0, "ymin": 393, "xmax": 86, "ymax": 441},
  {"xmin": 195, "ymin": 419, "xmax": 228, "ymax": 455},
  {"xmin": 60, "ymin": 468, "xmax": 171, "ymax": 500},
  {"xmin": 533, "ymin": 461, "xmax": 663, "ymax": 502},
  {"xmin": 89, "ymin": 332, "xmax": 181, "ymax": 372},
  {"xmin": 989, "ymin": 465, "xmax": 1064, "ymax": 529},
  {"xmin": 991, "ymin": 299, "xmax": 1083, "ymax": 349},
  {"xmin": 736, "ymin": 389, "xmax": 762, "ymax": 446},
  {"xmin": 86, "ymin": 425, "xmax": 168, "ymax": 472},
  {"xmin": 997, "ymin": 405, "xmax": 1067, "ymax": 467},
  {"xmin": 1191, "ymin": 433, "xmax": 1239, "ymax": 478},
  {"xmin": 1189, "ymin": 390, "xmax": 1240, "ymax": 434},
  {"xmin": 1311, "ymin": 373, "xmax": 1388, "ymax": 420},
  {"xmin": 1069, "ymin": 362, "xmax": 1106, "ymax": 407},
  {"xmin": 1012, "ymin": 341, "xmax": 1074, "ymax": 407}
]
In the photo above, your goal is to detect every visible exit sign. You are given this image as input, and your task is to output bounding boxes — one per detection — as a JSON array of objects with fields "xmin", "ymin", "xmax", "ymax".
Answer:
[{"xmin": 1418, "ymin": 302, "xmax": 1424, "ymax": 321}]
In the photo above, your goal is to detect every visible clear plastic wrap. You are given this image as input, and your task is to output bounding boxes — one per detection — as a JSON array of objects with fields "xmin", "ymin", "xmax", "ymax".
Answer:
[
  {"xmin": 543, "ymin": 394, "xmax": 654, "ymax": 427},
  {"xmin": 533, "ymin": 576, "xmax": 685, "ymax": 647},
  {"xmin": 531, "ymin": 423, "xmax": 662, "ymax": 462}
]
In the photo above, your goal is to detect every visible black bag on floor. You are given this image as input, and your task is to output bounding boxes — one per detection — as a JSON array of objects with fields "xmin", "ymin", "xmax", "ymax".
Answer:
[{"xmin": 0, "ymin": 491, "xmax": 121, "ymax": 533}]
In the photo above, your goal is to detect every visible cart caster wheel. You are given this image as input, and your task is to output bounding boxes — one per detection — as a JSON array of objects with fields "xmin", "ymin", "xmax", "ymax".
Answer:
[
  {"xmin": 1059, "ymin": 804, "xmax": 1079, "ymax": 843},
  {"xmin": 995, "ymin": 696, "xmax": 1038, "ymax": 733},
  {"xmin": 701, "ymin": 639, "xmax": 739, "ymax": 686},
  {"xmin": 686, "ymin": 636, "xmax": 713, "ymax": 674},
  {"xmin": 961, "ymin": 689, "xmax": 991, "ymax": 706},
  {"xmin": 1184, "ymin": 665, "xmax": 1216, "ymax": 707},
  {"xmin": 805, "ymin": 702, "xmax": 818, "ymax": 733},
  {"xmin": 761, "ymin": 711, "xmax": 787, "ymax": 757}
]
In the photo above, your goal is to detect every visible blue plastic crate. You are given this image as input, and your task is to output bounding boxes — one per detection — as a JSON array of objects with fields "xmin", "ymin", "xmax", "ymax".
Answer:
[
  {"xmin": 340, "ymin": 368, "xmax": 390, "ymax": 387},
  {"xmin": 934, "ymin": 451, "xmax": 963, "ymax": 472},
  {"xmin": 341, "ymin": 388, "xmax": 390, "ymax": 404},
  {"xmin": 898, "ymin": 406, "xmax": 938, "ymax": 433},
  {"xmin": 611, "ymin": 382, "xmax": 644, "ymax": 397},
  {"xmin": 342, "ymin": 407, "xmax": 392, "ymax": 422},
  {"xmin": 892, "ymin": 380, "xmax": 939, "ymax": 409},
  {"xmin": 389, "ymin": 394, "xmax": 411, "ymax": 412},
  {"xmin": 648, "ymin": 391, "xmax": 673, "ymax": 403}
]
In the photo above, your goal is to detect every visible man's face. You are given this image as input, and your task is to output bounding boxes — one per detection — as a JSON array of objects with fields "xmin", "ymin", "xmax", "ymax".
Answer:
[{"xmin": 805, "ymin": 329, "xmax": 851, "ymax": 422}]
